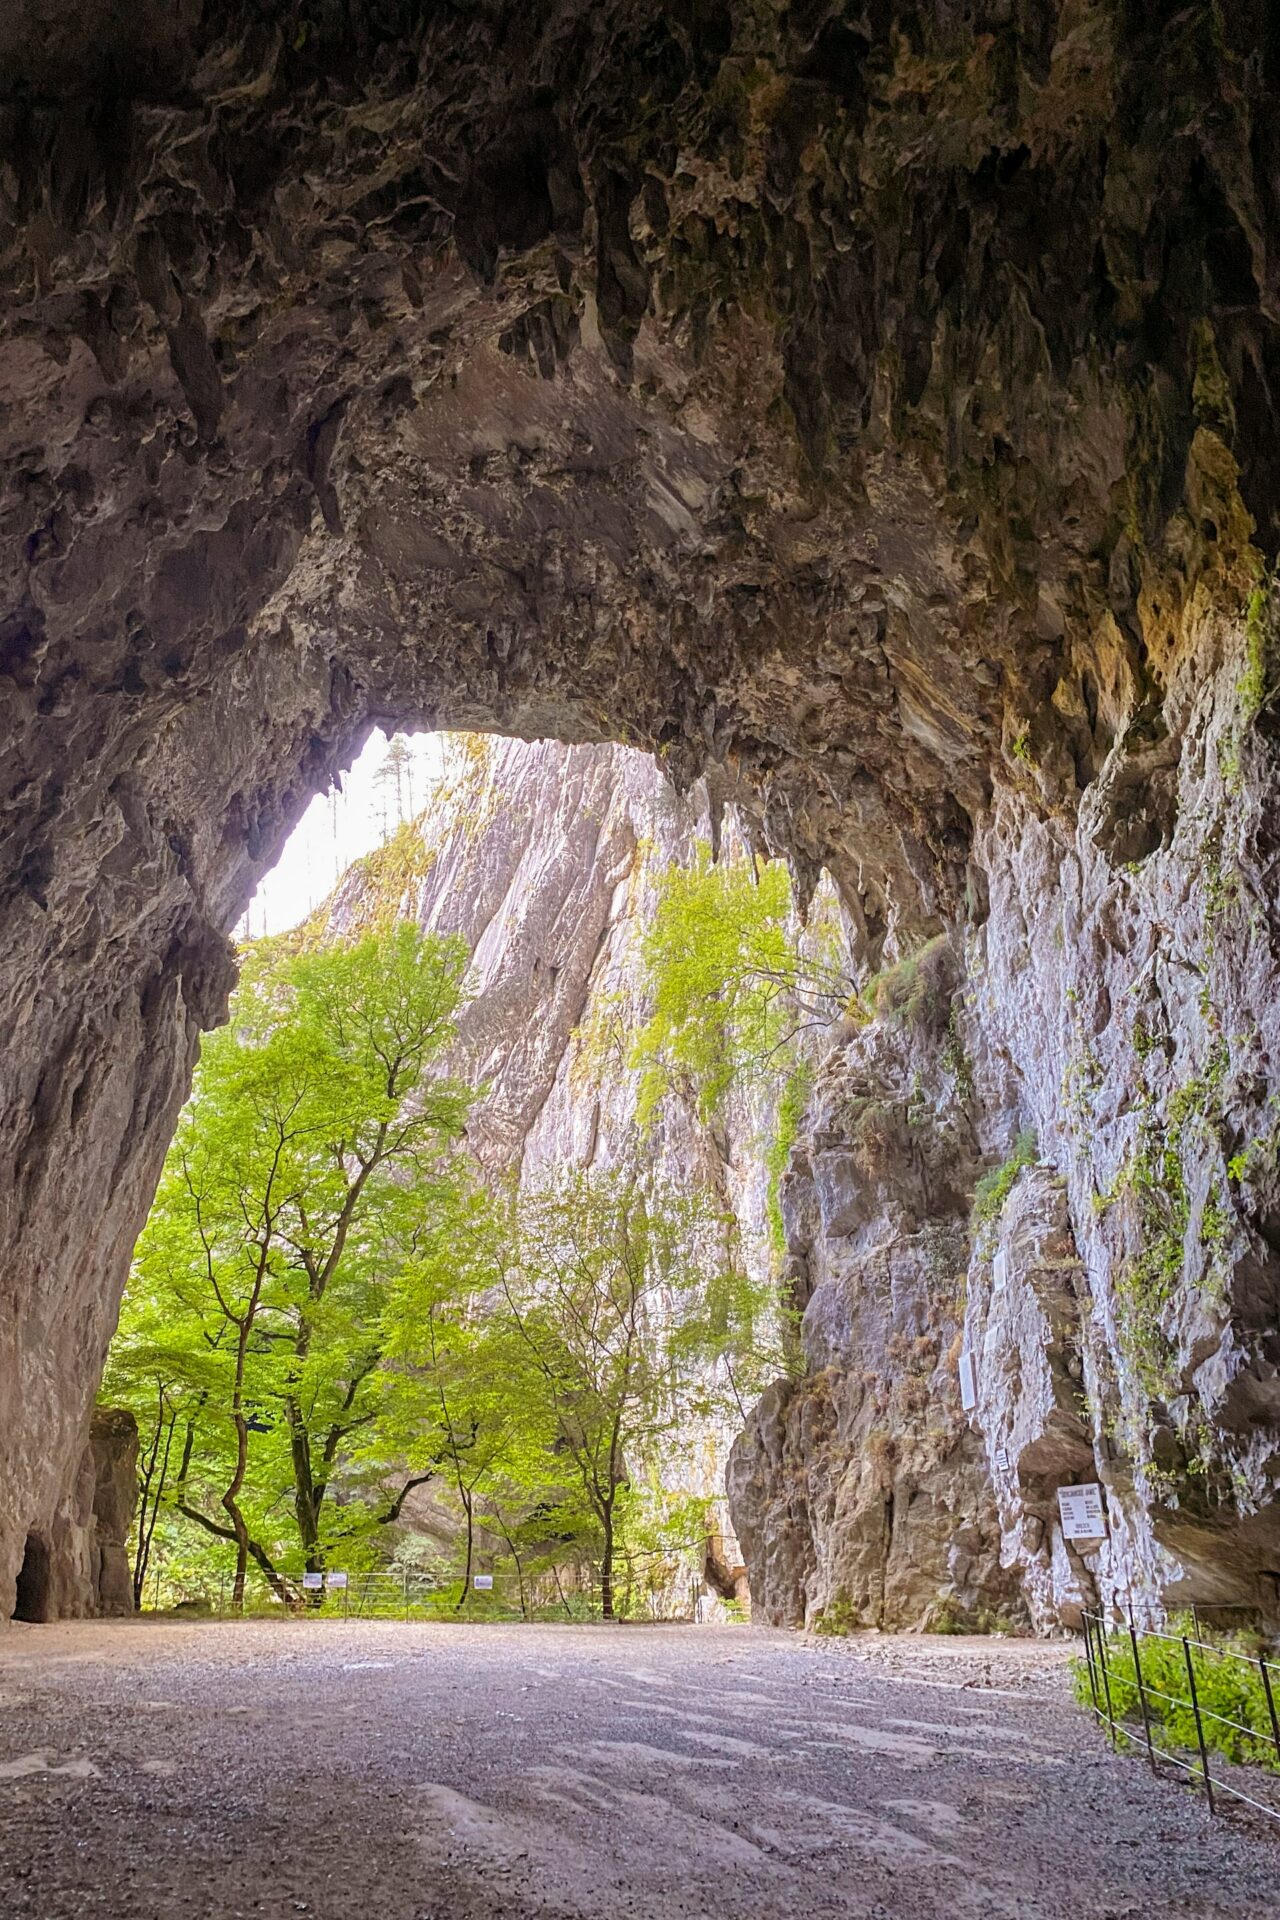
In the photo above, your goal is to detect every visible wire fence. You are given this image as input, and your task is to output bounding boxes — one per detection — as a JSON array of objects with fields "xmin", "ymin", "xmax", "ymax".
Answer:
[
  {"xmin": 1081, "ymin": 1610, "xmax": 1280, "ymax": 1827},
  {"xmin": 208, "ymin": 1568, "xmax": 504, "ymax": 1619},
  {"xmin": 148, "ymin": 1562, "xmax": 710, "ymax": 1623}
]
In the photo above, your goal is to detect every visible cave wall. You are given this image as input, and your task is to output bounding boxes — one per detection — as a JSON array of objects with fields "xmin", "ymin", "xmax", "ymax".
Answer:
[{"xmin": 3, "ymin": 3, "xmax": 1280, "ymax": 1618}]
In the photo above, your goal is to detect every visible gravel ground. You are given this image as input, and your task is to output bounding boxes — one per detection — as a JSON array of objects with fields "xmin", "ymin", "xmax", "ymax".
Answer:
[{"xmin": 0, "ymin": 1619, "xmax": 1275, "ymax": 1919}]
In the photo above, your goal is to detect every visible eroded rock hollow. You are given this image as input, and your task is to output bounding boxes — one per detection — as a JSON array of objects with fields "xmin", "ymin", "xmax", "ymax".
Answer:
[{"xmin": 2, "ymin": 2, "xmax": 1279, "ymax": 1623}]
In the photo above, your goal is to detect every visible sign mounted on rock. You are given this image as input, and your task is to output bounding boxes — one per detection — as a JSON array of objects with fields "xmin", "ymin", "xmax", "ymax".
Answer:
[
  {"xmin": 1057, "ymin": 1482, "xmax": 1107, "ymax": 1541},
  {"xmin": 958, "ymin": 1349, "xmax": 978, "ymax": 1412}
]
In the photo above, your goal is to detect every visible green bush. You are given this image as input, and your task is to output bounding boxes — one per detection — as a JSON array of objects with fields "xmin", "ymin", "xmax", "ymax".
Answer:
[
  {"xmin": 814, "ymin": 1589, "xmax": 861, "ymax": 1636},
  {"xmin": 971, "ymin": 1129, "xmax": 1038, "ymax": 1228},
  {"xmin": 1073, "ymin": 1623, "xmax": 1280, "ymax": 1774}
]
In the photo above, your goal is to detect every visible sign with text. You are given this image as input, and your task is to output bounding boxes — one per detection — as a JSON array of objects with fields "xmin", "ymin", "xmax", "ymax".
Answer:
[
  {"xmin": 302, "ymin": 1572, "xmax": 324, "ymax": 1590},
  {"xmin": 958, "ymin": 1349, "xmax": 978, "ymax": 1412},
  {"xmin": 1057, "ymin": 1482, "xmax": 1107, "ymax": 1540},
  {"xmin": 472, "ymin": 1574, "xmax": 494, "ymax": 1591},
  {"xmin": 326, "ymin": 1571, "xmax": 348, "ymax": 1590}
]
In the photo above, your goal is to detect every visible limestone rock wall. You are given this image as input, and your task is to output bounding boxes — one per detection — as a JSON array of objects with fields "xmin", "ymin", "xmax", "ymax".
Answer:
[
  {"xmin": 734, "ymin": 601, "xmax": 1280, "ymax": 1632},
  {"xmin": 12, "ymin": 1407, "xmax": 137, "ymax": 1621},
  {"xmin": 728, "ymin": 937, "xmax": 1025, "ymax": 1630}
]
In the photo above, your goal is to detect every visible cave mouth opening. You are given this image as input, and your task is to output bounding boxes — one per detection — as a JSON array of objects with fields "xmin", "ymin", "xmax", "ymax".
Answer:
[
  {"xmin": 12, "ymin": 1530, "xmax": 52, "ymax": 1622},
  {"xmin": 102, "ymin": 721, "xmax": 765, "ymax": 1623}
]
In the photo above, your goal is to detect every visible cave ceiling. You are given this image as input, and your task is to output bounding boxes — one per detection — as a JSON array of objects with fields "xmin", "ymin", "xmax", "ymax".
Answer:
[{"xmin": 2, "ymin": 2, "xmax": 1275, "ymax": 953}]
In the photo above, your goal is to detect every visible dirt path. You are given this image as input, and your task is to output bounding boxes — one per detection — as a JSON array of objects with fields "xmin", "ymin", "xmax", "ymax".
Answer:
[{"xmin": 0, "ymin": 1620, "xmax": 1273, "ymax": 1918}]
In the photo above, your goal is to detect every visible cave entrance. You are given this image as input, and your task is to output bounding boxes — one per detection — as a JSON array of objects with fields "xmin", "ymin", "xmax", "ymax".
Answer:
[
  {"xmin": 112, "ymin": 721, "xmax": 762, "ymax": 1623},
  {"xmin": 12, "ymin": 1531, "xmax": 53, "ymax": 1622}
]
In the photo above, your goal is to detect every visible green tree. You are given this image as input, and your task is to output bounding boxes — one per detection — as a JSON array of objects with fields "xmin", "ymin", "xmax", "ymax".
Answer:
[
  {"xmin": 634, "ymin": 844, "xmax": 848, "ymax": 1249},
  {"xmin": 380, "ymin": 1196, "xmax": 563, "ymax": 1609},
  {"xmin": 111, "ymin": 922, "xmax": 474, "ymax": 1607},
  {"xmin": 634, "ymin": 846, "xmax": 848, "ymax": 1116},
  {"xmin": 494, "ymin": 1171, "xmax": 762, "ymax": 1620}
]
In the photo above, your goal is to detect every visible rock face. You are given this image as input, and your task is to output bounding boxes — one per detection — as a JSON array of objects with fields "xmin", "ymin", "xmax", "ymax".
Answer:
[
  {"xmin": 12, "ymin": 1407, "xmax": 137, "ymax": 1621},
  {"xmin": 2, "ymin": 5, "xmax": 1280, "ymax": 1625},
  {"xmin": 728, "ymin": 937, "xmax": 1024, "ymax": 1630}
]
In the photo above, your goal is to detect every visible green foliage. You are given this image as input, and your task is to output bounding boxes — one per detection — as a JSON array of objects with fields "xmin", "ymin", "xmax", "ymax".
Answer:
[
  {"xmin": 814, "ymin": 1589, "xmax": 861, "ymax": 1636},
  {"xmin": 971, "ymin": 1129, "xmax": 1038, "ymax": 1228},
  {"xmin": 1073, "ymin": 1624, "xmax": 1280, "ymax": 1775},
  {"xmin": 1101, "ymin": 1040, "xmax": 1230, "ymax": 1399},
  {"xmin": 765, "ymin": 1060, "xmax": 812, "ymax": 1254},
  {"xmin": 940, "ymin": 1002, "xmax": 975, "ymax": 1102},
  {"xmin": 111, "ymin": 869, "xmax": 791, "ymax": 1622},
  {"xmin": 634, "ymin": 845, "xmax": 847, "ymax": 1271},
  {"xmin": 107, "ymin": 922, "xmax": 475, "ymax": 1604},
  {"xmin": 351, "ymin": 820, "xmax": 434, "ymax": 911},
  {"xmin": 860, "ymin": 934, "xmax": 950, "ymax": 1030},
  {"xmin": 634, "ymin": 846, "xmax": 844, "ymax": 1123}
]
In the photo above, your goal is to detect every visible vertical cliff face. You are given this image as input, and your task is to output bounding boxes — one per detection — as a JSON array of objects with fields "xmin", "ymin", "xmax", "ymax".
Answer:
[
  {"xmin": 727, "ymin": 937, "xmax": 1024, "ymax": 1631},
  {"xmin": 328, "ymin": 736, "xmax": 771, "ymax": 1604},
  {"xmin": 733, "ymin": 595, "xmax": 1280, "ymax": 1633},
  {"xmin": 11, "ymin": 1407, "xmax": 137, "ymax": 1622},
  {"xmin": 956, "ymin": 605, "xmax": 1280, "ymax": 1630}
]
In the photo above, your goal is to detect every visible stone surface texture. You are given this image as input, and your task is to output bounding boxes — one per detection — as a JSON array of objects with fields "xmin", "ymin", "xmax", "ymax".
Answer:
[
  {"xmin": 728, "ymin": 935, "xmax": 1024, "ymax": 1629},
  {"xmin": 14, "ymin": 1408, "xmax": 137, "ymax": 1621},
  {"xmin": 2, "ymin": 5, "xmax": 1280, "ymax": 1626}
]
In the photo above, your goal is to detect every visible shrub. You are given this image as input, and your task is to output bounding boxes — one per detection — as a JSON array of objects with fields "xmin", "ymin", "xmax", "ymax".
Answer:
[
  {"xmin": 814, "ymin": 1589, "xmax": 861, "ymax": 1636},
  {"xmin": 971, "ymin": 1129, "xmax": 1038, "ymax": 1228},
  {"xmin": 1073, "ymin": 1622, "xmax": 1280, "ymax": 1774}
]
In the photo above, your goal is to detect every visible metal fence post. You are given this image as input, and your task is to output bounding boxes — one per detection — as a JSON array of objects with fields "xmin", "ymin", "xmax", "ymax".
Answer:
[
  {"xmin": 1097, "ymin": 1615, "xmax": 1118, "ymax": 1747},
  {"xmin": 403, "ymin": 1569, "xmax": 410, "ymax": 1622},
  {"xmin": 1259, "ymin": 1655, "xmax": 1280, "ymax": 1766},
  {"xmin": 1182, "ymin": 1636, "xmax": 1215, "ymax": 1815},
  {"xmin": 1082, "ymin": 1614, "xmax": 1101, "ymax": 1716},
  {"xmin": 1128, "ymin": 1608, "xmax": 1158, "ymax": 1775}
]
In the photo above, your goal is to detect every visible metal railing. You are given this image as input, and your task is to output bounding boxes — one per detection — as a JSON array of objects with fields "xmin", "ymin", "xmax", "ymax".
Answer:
[
  {"xmin": 202, "ymin": 1567, "xmax": 457, "ymax": 1618},
  {"xmin": 1081, "ymin": 1610, "xmax": 1280, "ymax": 1826}
]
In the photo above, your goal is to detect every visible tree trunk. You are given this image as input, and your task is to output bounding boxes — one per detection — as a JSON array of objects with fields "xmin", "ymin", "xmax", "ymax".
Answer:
[
  {"xmin": 232, "ymin": 1536, "xmax": 248, "ymax": 1611},
  {"xmin": 133, "ymin": 1401, "xmax": 178, "ymax": 1611},
  {"xmin": 600, "ymin": 1504, "xmax": 615, "ymax": 1622},
  {"xmin": 455, "ymin": 1491, "xmax": 474, "ymax": 1611}
]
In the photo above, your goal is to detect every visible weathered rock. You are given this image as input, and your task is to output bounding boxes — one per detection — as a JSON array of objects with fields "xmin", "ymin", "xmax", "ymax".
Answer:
[
  {"xmin": 729, "ymin": 936, "xmax": 1026, "ymax": 1630},
  {"xmin": 962, "ymin": 1169, "xmax": 1099, "ymax": 1632},
  {"xmin": 12, "ymin": 1406, "xmax": 137, "ymax": 1620},
  {"xmin": 88, "ymin": 1407, "xmax": 139, "ymax": 1616},
  {"xmin": 1, "ymin": 4, "xmax": 1279, "ymax": 1625}
]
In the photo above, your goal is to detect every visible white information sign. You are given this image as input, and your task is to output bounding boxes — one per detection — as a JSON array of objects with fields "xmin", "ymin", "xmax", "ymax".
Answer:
[
  {"xmin": 326, "ymin": 1571, "xmax": 348, "ymax": 1590},
  {"xmin": 472, "ymin": 1574, "xmax": 494, "ymax": 1591},
  {"xmin": 302, "ymin": 1572, "xmax": 324, "ymax": 1590},
  {"xmin": 993, "ymin": 1445, "xmax": 1011, "ymax": 1473},
  {"xmin": 1057, "ymin": 1482, "xmax": 1107, "ymax": 1540},
  {"xmin": 958, "ymin": 1349, "xmax": 978, "ymax": 1412}
]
